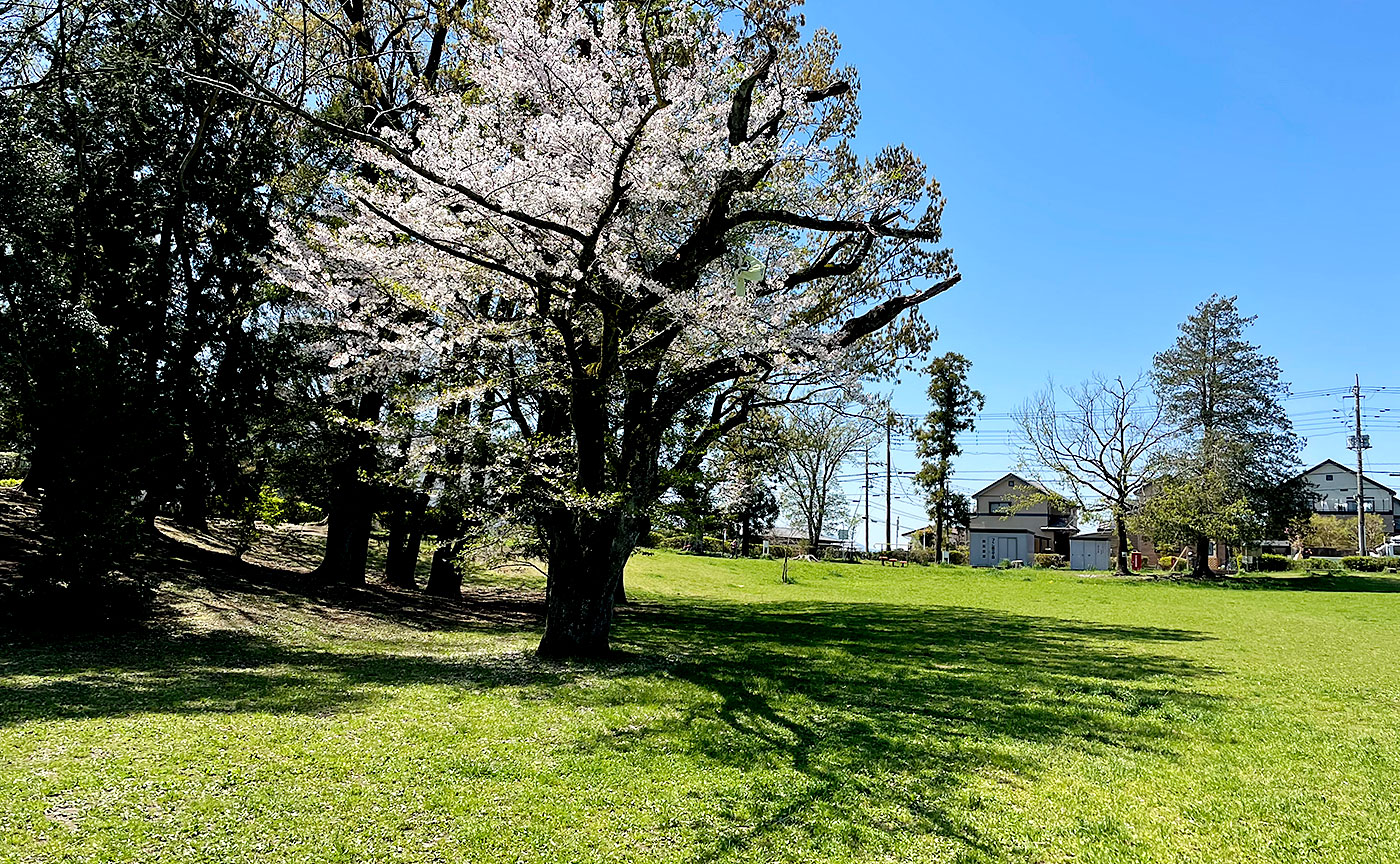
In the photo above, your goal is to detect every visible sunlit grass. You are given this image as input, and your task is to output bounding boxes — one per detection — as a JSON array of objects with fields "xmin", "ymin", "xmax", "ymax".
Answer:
[{"xmin": 2, "ymin": 549, "xmax": 1399, "ymax": 862}]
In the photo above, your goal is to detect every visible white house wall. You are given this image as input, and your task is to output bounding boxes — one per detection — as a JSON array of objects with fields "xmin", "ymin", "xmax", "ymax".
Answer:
[
  {"xmin": 969, "ymin": 531, "xmax": 1034, "ymax": 567},
  {"xmin": 1301, "ymin": 462, "xmax": 1397, "ymax": 535},
  {"xmin": 1304, "ymin": 466, "xmax": 1392, "ymax": 514}
]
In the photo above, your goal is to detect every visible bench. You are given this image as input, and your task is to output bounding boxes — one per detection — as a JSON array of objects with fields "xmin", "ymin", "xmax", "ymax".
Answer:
[{"xmin": 878, "ymin": 556, "xmax": 907, "ymax": 568}]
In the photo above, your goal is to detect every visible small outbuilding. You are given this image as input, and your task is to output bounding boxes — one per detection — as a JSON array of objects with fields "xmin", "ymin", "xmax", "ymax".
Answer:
[{"xmin": 1069, "ymin": 531, "xmax": 1113, "ymax": 571}]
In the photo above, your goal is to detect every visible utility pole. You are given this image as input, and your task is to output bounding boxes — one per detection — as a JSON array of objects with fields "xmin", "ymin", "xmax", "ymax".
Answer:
[
  {"xmin": 863, "ymin": 447, "xmax": 870, "ymax": 556},
  {"xmin": 1352, "ymin": 374, "xmax": 1370, "ymax": 555},
  {"xmin": 895, "ymin": 516, "xmax": 901, "ymax": 552},
  {"xmin": 885, "ymin": 410, "xmax": 893, "ymax": 553}
]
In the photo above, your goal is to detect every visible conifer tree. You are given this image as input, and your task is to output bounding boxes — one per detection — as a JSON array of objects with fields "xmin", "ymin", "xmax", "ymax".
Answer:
[{"xmin": 1149, "ymin": 295, "xmax": 1309, "ymax": 575}]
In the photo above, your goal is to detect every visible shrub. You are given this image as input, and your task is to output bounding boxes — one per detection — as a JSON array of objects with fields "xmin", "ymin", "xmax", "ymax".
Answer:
[
  {"xmin": 1342, "ymin": 556, "xmax": 1383, "ymax": 572},
  {"xmin": 0, "ymin": 452, "xmax": 28, "ymax": 480},
  {"xmin": 644, "ymin": 528, "xmax": 684, "ymax": 548},
  {"xmin": 1256, "ymin": 553, "xmax": 1292, "ymax": 572},
  {"xmin": 996, "ymin": 558, "xmax": 1011, "ymax": 570},
  {"xmin": 947, "ymin": 549, "xmax": 967, "ymax": 565},
  {"xmin": 906, "ymin": 548, "xmax": 936, "ymax": 566},
  {"xmin": 663, "ymin": 535, "xmax": 729, "ymax": 555},
  {"xmin": 1158, "ymin": 555, "xmax": 1176, "ymax": 571},
  {"xmin": 257, "ymin": 489, "xmax": 323, "ymax": 524},
  {"xmin": 1300, "ymin": 557, "xmax": 1341, "ymax": 572},
  {"xmin": 1033, "ymin": 553, "xmax": 1065, "ymax": 569}
]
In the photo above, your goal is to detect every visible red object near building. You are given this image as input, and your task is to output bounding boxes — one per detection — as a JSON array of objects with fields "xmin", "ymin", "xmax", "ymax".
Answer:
[{"xmin": 1130, "ymin": 552, "xmax": 1143, "ymax": 571}]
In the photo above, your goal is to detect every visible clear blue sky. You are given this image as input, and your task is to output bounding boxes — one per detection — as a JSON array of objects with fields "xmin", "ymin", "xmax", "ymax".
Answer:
[{"xmin": 802, "ymin": 0, "xmax": 1400, "ymax": 544}]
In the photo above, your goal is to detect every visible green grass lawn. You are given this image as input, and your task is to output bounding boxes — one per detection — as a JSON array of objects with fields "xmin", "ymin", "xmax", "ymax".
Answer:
[{"xmin": 3, "ymin": 549, "xmax": 1400, "ymax": 863}]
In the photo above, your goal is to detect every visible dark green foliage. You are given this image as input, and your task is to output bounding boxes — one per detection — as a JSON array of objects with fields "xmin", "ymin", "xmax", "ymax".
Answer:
[
  {"xmin": 0, "ymin": 452, "xmax": 28, "ymax": 480},
  {"xmin": 947, "ymin": 549, "xmax": 968, "ymax": 565},
  {"xmin": 1035, "ymin": 553, "xmax": 1067, "ymax": 569},
  {"xmin": 1255, "ymin": 554, "xmax": 1293, "ymax": 572},
  {"xmin": 1340, "ymin": 556, "xmax": 1397, "ymax": 573},
  {"xmin": 661, "ymin": 535, "xmax": 729, "ymax": 555},
  {"xmin": 0, "ymin": 0, "xmax": 321, "ymax": 613},
  {"xmin": 1148, "ymin": 296, "xmax": 1308, "ymax": 575},
  {"xmin": 905, "ymin": 547, "xmax": 936, "ymax": 566},
  {"xmin": 912, "ymin": 353, "xmax": 983, "ymax": 563}
]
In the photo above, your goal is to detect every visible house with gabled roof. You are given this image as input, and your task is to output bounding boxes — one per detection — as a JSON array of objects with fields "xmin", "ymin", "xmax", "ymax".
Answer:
[
  {"xmin": 967, "ymin": 473, "xmax": 1077, "ymax": 567},
  {"xmin": 1299, "ymin": 459, "xmax": 1398, "ymax": 534}
]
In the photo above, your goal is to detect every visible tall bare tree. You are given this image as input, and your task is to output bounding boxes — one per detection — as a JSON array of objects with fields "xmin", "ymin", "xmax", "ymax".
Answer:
[
  {"xmin": 1015, "ymin": 373, "xmax": 1175, "ymax": 574},
  {"xmin": 776, "ymin": 402, "xmax": 874, "ymax": 552}
]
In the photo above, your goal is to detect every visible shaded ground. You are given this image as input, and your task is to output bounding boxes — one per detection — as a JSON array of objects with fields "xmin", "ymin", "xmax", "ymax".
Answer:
[{"xmin": 2, "ymin": 490, "xmax": 1399, "ymax": 861}]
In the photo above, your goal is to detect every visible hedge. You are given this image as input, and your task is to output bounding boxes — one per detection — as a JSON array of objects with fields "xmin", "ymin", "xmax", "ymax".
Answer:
[
  {"xmin": 1034, "ymin": 553, "xmax": 1066, "ymax": 569},
  {"xmin": 1340, "ymin": 556, "xmax": 1400, "ymax": 572},
  {"xmin": 1255, "ymin": 553, "xmax": 1292, "ymax": 572},
  {"xmin": 662, "ymin": 536, "xmax": 728, "ymax": 555}
]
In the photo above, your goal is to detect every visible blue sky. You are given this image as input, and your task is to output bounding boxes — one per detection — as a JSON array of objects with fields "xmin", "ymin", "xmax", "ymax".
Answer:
[{"xmin": 801, "ymin": 1, "xmax": 1400, "ymax": 543}]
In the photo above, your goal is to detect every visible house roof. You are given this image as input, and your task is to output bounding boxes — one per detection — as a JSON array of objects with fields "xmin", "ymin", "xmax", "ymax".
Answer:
[
  {"xmin": 900, "ymin": 523, "xmax": 968, "ymax": 537},
  {"xmin": 765, "ymin": 525, "xmax": 847, "ymax": 543},
  {"xmin": 969, "ymin": 472, "xmax": 1056, "ymax": 501},
  {"xmin": 1300, "ymin": 459, "xmax": 1397, "ymax": 495}
]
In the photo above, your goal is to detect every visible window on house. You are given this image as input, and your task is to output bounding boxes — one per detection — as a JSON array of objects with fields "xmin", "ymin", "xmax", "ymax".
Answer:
[
  {"xmin": 1008, "ymin": 479, "xmax": 1016, "ymax": 487},
  {"xmin": 989, "ymin": 501, "xmax": 1011, "ymax": 514},
  {"xmin": 1325, "ymin": 474, "xmax": 1333, "ymax": 481}
]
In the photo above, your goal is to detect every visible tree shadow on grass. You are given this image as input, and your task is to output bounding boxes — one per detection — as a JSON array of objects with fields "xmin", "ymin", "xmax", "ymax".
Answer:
[
  {"xmin": 596, "ymin": 601, "xmax": 1222, "ymax": 862},
  {"xmin": 1196, "ymin": 573, "xmax": 1400, "ymax": 593},
  {"xmin": 0, "ymin": 628, "xmax": 584, "ymax": 727},
  {"xmin": 0, "ymin": 588, "xmax": 1222, "ymax": 861},
  {"xmin": 142, "ymin": 526, "xmax": 547, "ymax": 635}
]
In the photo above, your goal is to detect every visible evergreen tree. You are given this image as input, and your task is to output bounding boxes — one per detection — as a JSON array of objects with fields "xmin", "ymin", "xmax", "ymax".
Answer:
[
  {"xmin": 0, "ymin": 0, "xmax": 313, "ymax": 613},
  {"xmin": 912, "ymin": 353, "xmax": 983, "ymax": 564},
  {"xmin": 1150, "ymin": 295, "xmax": 1309, "ymax": 575}
]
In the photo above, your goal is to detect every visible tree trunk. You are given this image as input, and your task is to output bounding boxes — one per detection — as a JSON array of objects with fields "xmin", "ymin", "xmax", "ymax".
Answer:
[
  {"xmin": 1114, "ymin": 515, "xmax": 1131, "ymax": 575},
  {"xmin": 425, "ymin": 542, "xmax": 464, "ymax": 598},
  {"xmin": 383, "ymin": 506, "xmax": 408, "ymax": 582},
  {"xmin": 1192, "ymin": 535, "xmax": 1212, "ymax": 578},
  {"xmin": 934, "ymin": 482, "xmax": 946, "ymax": 564},
  {"xmin": 315, "ymin": 468, "xmax": 374, "ymax": 586},
  {"xmin": 178, "ymin": 459, "xmax": 209, "ymax": 531},
  {"xmin": 312, "ymin": 392, "xmax": 383, "ymax": 586},
  {"xmin": 385, "ymin": 492, "xmax": 427, "ymax": 589},
  {"xmin": 537, "ymin": 510, "xmax": 639, "ymax": 659},
  {"xmin": 19, "ymin": 448, "xmax": 49, "ymax": 496}
]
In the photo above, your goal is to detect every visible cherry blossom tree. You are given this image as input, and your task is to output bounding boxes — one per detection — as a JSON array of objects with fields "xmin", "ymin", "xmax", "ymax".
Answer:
[{"xmin": 274, "ymin": 0, "xmax": 961, "ymax": 657}]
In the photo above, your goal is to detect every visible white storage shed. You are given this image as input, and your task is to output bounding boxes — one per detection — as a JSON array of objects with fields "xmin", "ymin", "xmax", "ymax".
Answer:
[{"xmin": 1069, "ymin": 531, "xmax": 1113, "ymax": 571}]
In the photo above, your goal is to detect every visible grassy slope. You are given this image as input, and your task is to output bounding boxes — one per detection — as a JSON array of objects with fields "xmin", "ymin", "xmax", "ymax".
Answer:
[{"xmin": 3, "ymin": 547, "xmax": 1399, "ymax": 863}]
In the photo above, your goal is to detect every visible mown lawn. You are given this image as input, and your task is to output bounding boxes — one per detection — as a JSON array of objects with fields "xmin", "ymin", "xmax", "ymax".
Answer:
[{"xmin": 3, "ymin": 548, "xmax": 1399, "ymax": 863}]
